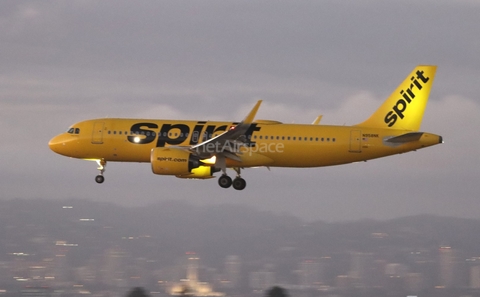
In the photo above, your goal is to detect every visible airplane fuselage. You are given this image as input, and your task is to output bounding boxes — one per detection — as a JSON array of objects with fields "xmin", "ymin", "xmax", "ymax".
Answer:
[{"xmin": 49, "ymin": 118, "xmax": 441, "ymax": 168}]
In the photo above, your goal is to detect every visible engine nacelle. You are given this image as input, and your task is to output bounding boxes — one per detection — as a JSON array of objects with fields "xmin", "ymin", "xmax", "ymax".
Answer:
[
  {"xmin": 176, "ymin": 166, "xmax": 216, "ymax": 179},
  {"xmin": 151, "ymin": 147, "xmax": 215, "ymax": 179}
]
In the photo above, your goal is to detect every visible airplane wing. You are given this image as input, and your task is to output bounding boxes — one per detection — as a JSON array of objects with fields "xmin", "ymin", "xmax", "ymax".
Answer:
[{"xmin": 189, "ymin": 100, "xmax": 262, "ymax": 162}]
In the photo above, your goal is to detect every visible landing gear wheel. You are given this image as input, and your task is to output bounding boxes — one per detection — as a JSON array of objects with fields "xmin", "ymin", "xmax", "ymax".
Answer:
[
  {"xmin": 232, "ymin": 177, "xmax": 246, "ymax": 190},
  {"xmin": 95, "ymin": 175, "xmax": 105, "ymax": 184},
  {"xmin": 218, "ymin": 175, "xmax": 232, "ymax": 188},
  {"xmin": 95, "ymin": 159, "xmax": 106, "ymax": 184}
]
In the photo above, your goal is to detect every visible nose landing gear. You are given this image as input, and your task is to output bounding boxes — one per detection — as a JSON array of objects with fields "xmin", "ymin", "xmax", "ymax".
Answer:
[{"xmin": 95, "ymin": 159, "xmax": 106, "ymax": 184}]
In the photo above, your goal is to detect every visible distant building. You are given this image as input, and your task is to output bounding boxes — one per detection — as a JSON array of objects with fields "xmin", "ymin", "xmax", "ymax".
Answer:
[
  {"xmin": 249, "ymin": 265, "xmax": 275, "ymax": 291},
  {"xmin": 168, "ymin": 253, "xmax": 224, "ymax": 296},
  {"xmin": 222, "ymin": 255, "xmax": 241, "ymax": 289},
  {"xmin": 384, "ymin": 263, "xmax": 409, "ymax": 292},
  {"xmin": 20, "ymin": 287, "xmax": 52, "ymax": 297},
  {"xmin": 385, "ymin": 263, "xmax": 408, "ymax": 277},
  {"xmin": 102, "ymin": 247, "xmax": 127, "ymax": 288},
  {"xmin": 297, "ymin": 259, "xmax": 321, "ymax": 288},
  {"xmin": 470, "ymin": 265, "xmax": 480, "ymax": 288},
  {"xmin": 348, "ymin": 252, "xmax": 373, "ymax": 288},
  {"xmin": 335, "ymin": 275, "xmax": 350, "ymax": 290},
  {"xmin": 438, "ymin": 246, "xmax": 455, "ymax": 288},
  {"xmin": 405, "ymin": 272, "xmax": 426, "ymax": 293}
]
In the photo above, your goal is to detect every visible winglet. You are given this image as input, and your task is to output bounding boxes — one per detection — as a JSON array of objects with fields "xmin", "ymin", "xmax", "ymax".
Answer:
[
  {"xmin": 242, "ymin": 100, "xmax": 262, "ymax": 124},
  {"xmin": 312, "ymin": 115, "xmax": 323, "ymax": 125}
]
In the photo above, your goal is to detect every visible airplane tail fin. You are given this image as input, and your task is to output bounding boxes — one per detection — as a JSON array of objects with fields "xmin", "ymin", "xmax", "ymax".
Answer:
[{"xmin": 356, "ymin": 65, "xmax": 437, "ymax": 131}]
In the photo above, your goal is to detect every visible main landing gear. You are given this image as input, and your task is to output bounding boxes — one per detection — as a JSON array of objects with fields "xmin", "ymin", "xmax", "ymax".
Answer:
[
  {"xmin": 95, "ymin": 159, "xmax": 106, "ymax": 184},
  {"xmin": 218, "ymin": 168, "xmax": 246, "ymax": 190}
]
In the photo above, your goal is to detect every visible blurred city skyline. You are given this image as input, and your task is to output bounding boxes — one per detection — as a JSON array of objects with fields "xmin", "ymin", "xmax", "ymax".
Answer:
[
  {"xmin": 1, "ymin": 1, "xmax": 479, "ymax": 221},
  {"xmin": 2, "ymin": 198, "xmax": 480, "ymax": 296}
]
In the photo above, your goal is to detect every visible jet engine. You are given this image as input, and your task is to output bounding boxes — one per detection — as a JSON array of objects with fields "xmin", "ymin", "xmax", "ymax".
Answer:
[{"xmin": 151, "ymin": 147, "xmax": 215, "ymax": 179}]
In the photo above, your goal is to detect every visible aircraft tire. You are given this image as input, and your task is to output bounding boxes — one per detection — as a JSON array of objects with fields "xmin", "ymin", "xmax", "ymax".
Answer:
[
  {"xmin": 232, "ymin": 177, "xmax": 246, "ymax": 190},
  {"xmin": 95, "ymin": 175, "xmax": 105, "ymax": 184},
  {"xmin": 218, "ymin": 175, "xmax": 232, "ymax": 188}
]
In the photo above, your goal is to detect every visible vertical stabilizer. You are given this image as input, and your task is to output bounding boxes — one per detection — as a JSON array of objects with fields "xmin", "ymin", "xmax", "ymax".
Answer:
[{"xmin": 356, "ymin": 65, "xmax": 436, "ymax": 131}]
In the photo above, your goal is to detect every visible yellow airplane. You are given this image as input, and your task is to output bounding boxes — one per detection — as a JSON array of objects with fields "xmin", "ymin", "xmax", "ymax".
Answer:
[{"xmin": 49, "ymin": 65, "xmax": 442, "ymax": 190}]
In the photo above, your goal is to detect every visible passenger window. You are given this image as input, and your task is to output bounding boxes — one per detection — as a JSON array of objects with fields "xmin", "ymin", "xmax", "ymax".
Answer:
[
  {"xmin": 108, "ymin": 131, "xmax": 111, "ymax": 134},
  {"xmin": 327, "ymin": 138, "xmax": 330, "ymax": 141},
  {"xmin": 333, "ymin": 138, "xmax": 336, "ymax": 142},
  {"xmin": 315, "ymin": 138, "xmax": 318, "ymax": 141},
  {"xmin": 192, "ymin": 132, "xmax": 199, "ymax": 142},
  {"xmin": 310, "ymin": 137, "xmax": 313, "ymax": 141},
  {"xmin": 288, "ymin": 137, "xmax": 290, "ymax": 140},
  {"xmin": 259, "ymin": 136, "xmax": 263, "ymax": 139},
  {"xmin": 293, "ymin": 137, "xmax": 296, "ymax": 140},
  {"xmin": 113, "ymin": 131, "xmax": 116, "ymax": 135}
]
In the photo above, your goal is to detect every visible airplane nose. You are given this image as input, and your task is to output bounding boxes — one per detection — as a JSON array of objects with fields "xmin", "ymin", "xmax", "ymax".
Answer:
[{"xmin": 49, "ymin": 135, "xmax": 66, "ymax": 155}]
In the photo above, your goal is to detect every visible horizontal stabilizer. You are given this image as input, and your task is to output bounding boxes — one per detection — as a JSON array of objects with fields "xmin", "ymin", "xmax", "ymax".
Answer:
[{"xmin": 386, "ymin": 132, "xmax": 424, "ymax": 143}]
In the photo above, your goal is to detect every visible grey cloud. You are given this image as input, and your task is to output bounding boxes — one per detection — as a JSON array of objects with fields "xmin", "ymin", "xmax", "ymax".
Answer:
[{"xmin": 1, "ymin": 0, "xmax": 479, "ymax": 221}]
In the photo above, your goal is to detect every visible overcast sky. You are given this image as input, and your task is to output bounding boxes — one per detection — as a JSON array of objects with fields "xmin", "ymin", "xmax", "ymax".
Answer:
[{"xmin": 1, "ymin": 0, "xmax": 479, "ymax": 221}]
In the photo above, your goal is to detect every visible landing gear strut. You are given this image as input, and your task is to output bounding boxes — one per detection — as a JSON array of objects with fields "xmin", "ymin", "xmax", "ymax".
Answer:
[
  {"xmin": 95, "ymin": 159, "xmax": 106, "ymax": 184},
  {"xmin": 217, "ymin": 167, "xmax": 246, "ymax": 190},
  {"xmin": 232, "ymin": 167, "xmax": 246, "ymax": 190}
]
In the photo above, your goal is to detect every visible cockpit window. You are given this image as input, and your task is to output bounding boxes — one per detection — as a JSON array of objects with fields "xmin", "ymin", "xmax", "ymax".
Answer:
[{"xmin": 67, "ymin": 127, "xmax": 80, "ymax": 134}]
